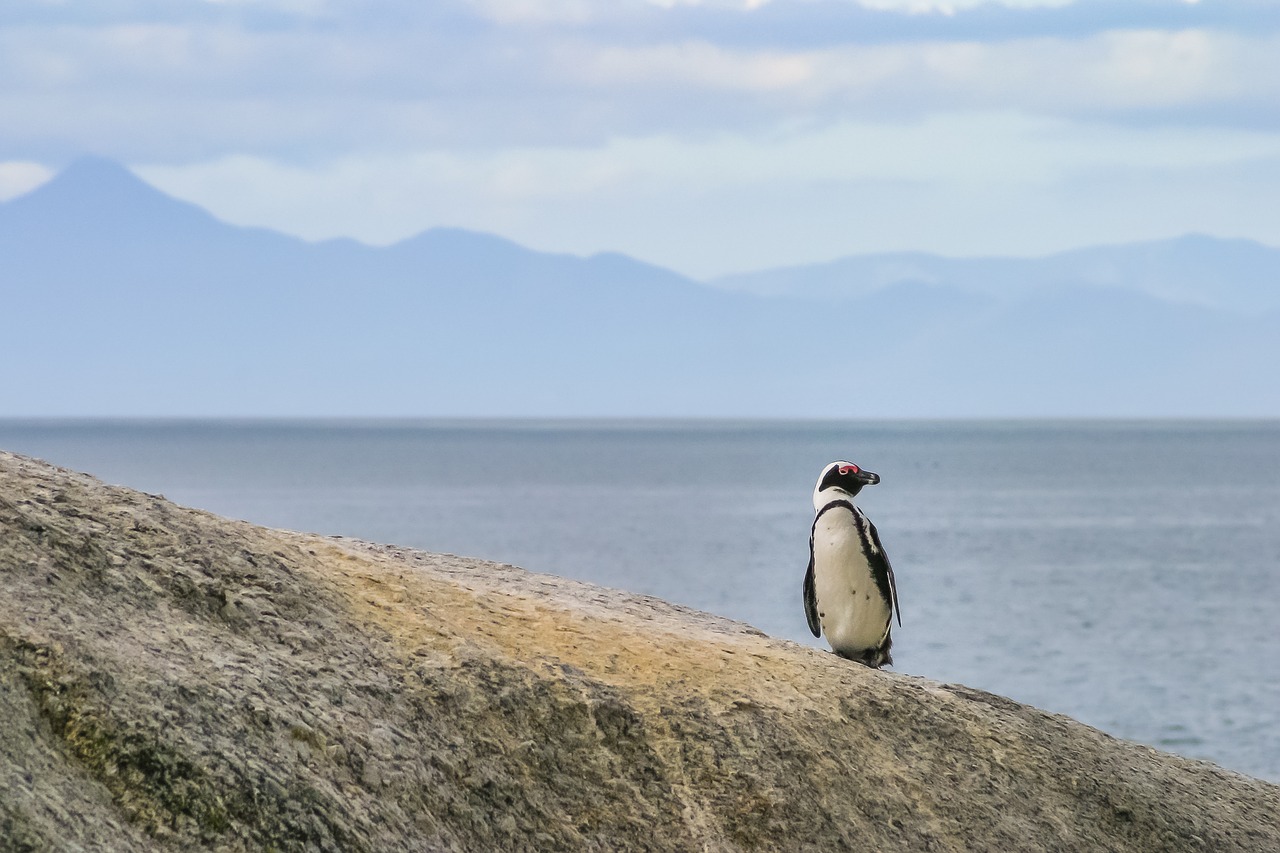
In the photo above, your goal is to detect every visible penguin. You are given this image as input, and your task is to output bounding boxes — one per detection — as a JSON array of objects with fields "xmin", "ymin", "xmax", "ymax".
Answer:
[{"xmin": 803, "ymin": 460, "xmax": 901, "ymax": 668}]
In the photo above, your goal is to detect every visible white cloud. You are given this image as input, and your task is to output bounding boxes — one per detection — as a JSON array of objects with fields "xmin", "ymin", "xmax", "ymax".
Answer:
[
  {"xmin": 4, "ymin": 8, "xmax": 1280, "ymax": 164},
  {"xmin": 0, "ymin": 160, "xmax": 53, "ymax": 201},
  {"xmin": 644, "ymin": 0, "xmax": 775, "ymax": 8},
  {"xmin": 464, "ymin": 0, "xmax": 1075, "ymax": 21},
  {"xmin": 569, "ymin": 40, "xmax": 815, "ymax": 91},
  {"xmin": 468, "ymin": 0, "xmax": 609, "ymax": 24},
  {"xmin": 855, "ymin": 0, "xmax": 1073, "ymax": 11},
  {"xmin": 787, "ymin": 28, "xmax": 1279, "ymax": 116},
  {"xmin": 135, "ymin": 113, "xmax": 1280, "ymax": 276},
  {"xmin": 9, "ymin": 0, "xmax": 1280, "ymax": 275},
  {"xmin": 146, "ymin": 113, "xmax": 1280, "ymax": 202}
]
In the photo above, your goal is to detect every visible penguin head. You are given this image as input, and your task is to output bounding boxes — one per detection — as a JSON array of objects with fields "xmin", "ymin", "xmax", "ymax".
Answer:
[{"xmin": 813, "ymin": 460, "xmax": 880, "ymax": 508}]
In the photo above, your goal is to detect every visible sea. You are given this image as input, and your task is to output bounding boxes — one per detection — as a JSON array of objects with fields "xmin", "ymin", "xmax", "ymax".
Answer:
[{"xmin": 2, "ymin": 419, "xmax": 1277, "ymax": 783}]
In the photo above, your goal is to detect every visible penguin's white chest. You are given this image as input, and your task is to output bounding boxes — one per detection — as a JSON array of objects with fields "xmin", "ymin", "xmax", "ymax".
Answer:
[{"xmin": 811, "ymin": 509, "xmax": 891, "ymax": 655}]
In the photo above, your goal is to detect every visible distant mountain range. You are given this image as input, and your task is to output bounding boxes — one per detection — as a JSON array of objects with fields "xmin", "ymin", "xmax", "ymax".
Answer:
[
  {"xmin": 711, "ymin": 235, "xmax": 1280, "ymax": 316},
  {"xmin": 2, "ymin": 156, "xmax": 1277, "ymax": 417}
]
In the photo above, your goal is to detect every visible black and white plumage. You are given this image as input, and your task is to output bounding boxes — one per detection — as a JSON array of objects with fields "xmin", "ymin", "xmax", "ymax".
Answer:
[{"xmin": 803, "ymin": 460, "xmax": 901, "ymax": 668}]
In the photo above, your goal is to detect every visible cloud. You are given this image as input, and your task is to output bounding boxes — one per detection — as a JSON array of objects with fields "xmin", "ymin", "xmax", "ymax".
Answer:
[
  {"xmin": 853, "ymin": 0, "xmax": 1074, "ymax": 12},
  {"xmin": 569, "ymin": 40, "xmax": 815, "ymax": 91},
  {"xmin": 0, "ymin": 160, "xmax": 53, "ymax": 201},
  {"xmin": 7, "ymin": 0, "xmax": 1280, "ymax": 273},
  {"xmin": 139, "ymin": 112, "xmax": 1280, "ymax": 208},
  {"xmin": 5, "ymin": 10, "xmax": 1280, "ymax": 170},
  {"xmin": 134, "ymin": 113, "xmax": 1280, "ymax": 276}
]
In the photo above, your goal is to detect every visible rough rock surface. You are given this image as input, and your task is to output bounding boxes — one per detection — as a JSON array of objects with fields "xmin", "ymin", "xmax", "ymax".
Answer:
[{"xmin": 1, "ymin": 449, "xmax": 1277, "ymax": 852}]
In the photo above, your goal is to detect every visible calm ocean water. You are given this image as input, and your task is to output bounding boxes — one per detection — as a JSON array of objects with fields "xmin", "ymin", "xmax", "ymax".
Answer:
[{"xmin": 2, "ymin": 419, "xmax": 1278, "ymax": 782}]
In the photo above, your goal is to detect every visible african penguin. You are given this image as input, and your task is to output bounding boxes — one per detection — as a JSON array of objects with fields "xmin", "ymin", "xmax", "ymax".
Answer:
[{"xmin": 803, "ymin": 460, "xmax": 901, "ymax": 668}]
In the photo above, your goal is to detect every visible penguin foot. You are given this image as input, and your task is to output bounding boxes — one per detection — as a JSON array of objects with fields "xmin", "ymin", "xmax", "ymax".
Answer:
[{"xmin": 834, "ymin": 645, "xmax": 892, "ymax": 669}]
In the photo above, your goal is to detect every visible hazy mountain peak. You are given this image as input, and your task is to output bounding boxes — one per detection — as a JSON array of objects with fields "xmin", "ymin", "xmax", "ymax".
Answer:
[
  {"xmin": 11, "ymin": 156, "xmax": 157, "ymax": 206},
  {"xmin": 0, "ymin": 155, "xmax": 217, "ymax": 236},
  {"xmin": 393, "ymin": 225, "xmax": 525, "ymax": 250},
  {"xmin": 52, "ymin": 154, "xmax": 143, "ymax": 188}
]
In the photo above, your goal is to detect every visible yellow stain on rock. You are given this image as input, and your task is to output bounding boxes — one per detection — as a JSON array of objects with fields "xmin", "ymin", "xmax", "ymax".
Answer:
[{"xmin": 293, "ymin": 536, "xmax": 833, "ymax": 719}]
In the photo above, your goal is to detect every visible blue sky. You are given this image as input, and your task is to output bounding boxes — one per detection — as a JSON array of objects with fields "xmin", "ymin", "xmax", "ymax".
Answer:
[{"xmin": 4, "ymin": 0, "xmax": 1280, "ymax": 277}]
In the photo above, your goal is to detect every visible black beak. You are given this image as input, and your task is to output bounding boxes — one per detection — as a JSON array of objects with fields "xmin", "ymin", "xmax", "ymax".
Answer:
[{"xmin": 827, "ymin": 463, "xmax": 881, "ymax": 495}]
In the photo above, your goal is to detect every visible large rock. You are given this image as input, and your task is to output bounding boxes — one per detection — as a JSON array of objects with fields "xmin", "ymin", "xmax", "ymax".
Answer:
[{"xmin": 1, "ymin": 449, "xmax": 1277, "ymax": 851}]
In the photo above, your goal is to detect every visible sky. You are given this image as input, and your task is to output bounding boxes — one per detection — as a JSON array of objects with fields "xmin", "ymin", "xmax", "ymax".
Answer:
[{"xmin": 4, "ymin": 0, "xmax": 1280, "ymax": 278}]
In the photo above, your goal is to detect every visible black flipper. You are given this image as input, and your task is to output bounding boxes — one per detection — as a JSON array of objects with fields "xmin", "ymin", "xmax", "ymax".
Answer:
[
  {"xmin": 864, "ymin": 517, "xmax": 901, "ymax": 627},
  {"xmin": 803, "ymin": 528, "xmax": 821, "ymax": 638}
]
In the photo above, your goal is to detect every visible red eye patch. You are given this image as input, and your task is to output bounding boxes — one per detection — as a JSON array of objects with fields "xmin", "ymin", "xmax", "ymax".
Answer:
[{"xmin": 838, "ymin": 464, "xmax": 860, "ymax": 475}]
